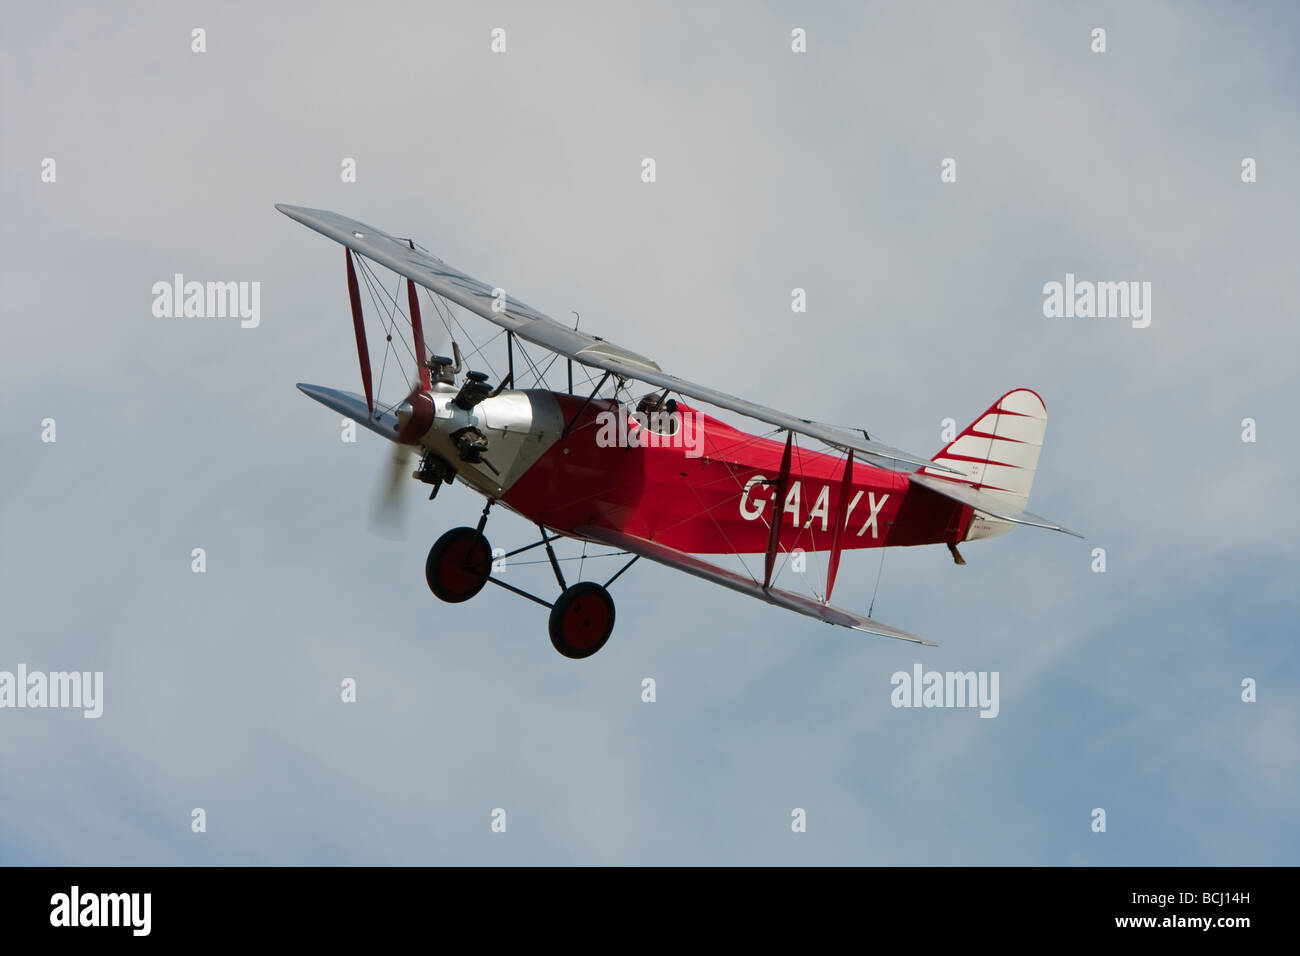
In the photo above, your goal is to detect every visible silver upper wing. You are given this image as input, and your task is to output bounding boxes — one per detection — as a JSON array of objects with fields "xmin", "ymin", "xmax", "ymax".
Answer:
[{"xmin": 276, "ymin": 204, "xmax": 959, "ymax": 474}]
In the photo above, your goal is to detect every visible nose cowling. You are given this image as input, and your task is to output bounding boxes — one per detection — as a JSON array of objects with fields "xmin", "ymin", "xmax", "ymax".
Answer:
[{"xmin": 394, "ymin": 390, "xmax": 436, "ymax": 444}]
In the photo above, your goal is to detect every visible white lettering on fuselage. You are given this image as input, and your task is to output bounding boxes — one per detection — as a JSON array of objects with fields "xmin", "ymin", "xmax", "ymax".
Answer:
[{"xmin": 739, "ymin": 477, "xmax": 889, "ymax": 538}]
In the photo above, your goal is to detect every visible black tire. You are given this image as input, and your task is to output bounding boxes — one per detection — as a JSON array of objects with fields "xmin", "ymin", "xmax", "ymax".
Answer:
[
  {"xmin": 548, "ymin": 582, "xmax": 616, "ymax": 659},
  {"xmin": 425, "ymin": 527, "xmax": 492, "ymax": 603}
]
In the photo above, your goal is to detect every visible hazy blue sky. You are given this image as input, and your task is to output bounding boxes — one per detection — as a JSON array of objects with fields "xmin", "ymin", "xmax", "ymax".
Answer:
[{"xmin": 2, "ymin": 1, "xmax": 1296, "ymax": 864}]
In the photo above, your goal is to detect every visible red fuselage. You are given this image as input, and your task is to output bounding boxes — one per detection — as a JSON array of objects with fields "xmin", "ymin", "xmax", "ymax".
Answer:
[{"xmin": 502, "ymin": 394, "xmax": 971, "ymax": 554}]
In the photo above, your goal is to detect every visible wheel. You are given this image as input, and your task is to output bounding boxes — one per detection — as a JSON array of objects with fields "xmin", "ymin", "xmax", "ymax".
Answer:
[
  {"xmin": 548, "ymin": 582, "xmax": 616, "ymax": 659},
  {"xmin": 426, "ymin": 527, "xmax": 492, "ymax": 602}
]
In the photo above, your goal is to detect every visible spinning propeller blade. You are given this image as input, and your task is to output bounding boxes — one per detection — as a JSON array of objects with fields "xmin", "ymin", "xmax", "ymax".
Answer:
[{"xmin": 370, "ymin": 377, "xmax": 423, "ymax": 538}]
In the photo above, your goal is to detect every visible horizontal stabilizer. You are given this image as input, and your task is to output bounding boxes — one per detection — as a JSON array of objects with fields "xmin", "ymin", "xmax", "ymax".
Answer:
[{"xmin": 909, "ymin": 472, "xmax": 1082, "ymax": 538}]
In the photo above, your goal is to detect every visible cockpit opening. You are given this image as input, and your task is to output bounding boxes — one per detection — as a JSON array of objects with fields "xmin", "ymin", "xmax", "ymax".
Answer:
[{"xmin": 632, "ymin": 391, "xmax": 680, "ymax": 436}]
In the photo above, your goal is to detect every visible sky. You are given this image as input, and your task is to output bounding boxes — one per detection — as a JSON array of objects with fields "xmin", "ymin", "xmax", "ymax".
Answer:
[{"xmin": 1, "ymin": 0, "xmax": 1297, "ymax": 865}]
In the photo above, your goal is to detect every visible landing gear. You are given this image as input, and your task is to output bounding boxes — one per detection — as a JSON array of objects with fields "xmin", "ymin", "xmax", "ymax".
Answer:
[
  {"xmin": 425, "ymin": 527, "xmax": 492, "ymax": 603},
  {"xmin": 548, "ymin": 582, "xmax": 616, "ymax": 659},
  {"xmin": 424, "ymin": 510, "xmax": 635, "ymax": 659}
]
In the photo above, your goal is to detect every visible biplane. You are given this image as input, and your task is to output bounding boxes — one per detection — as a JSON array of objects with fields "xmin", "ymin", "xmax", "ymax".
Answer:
[{"xmin": 278, "ymin": 205, "xmax": 1080, "ymax": 658}]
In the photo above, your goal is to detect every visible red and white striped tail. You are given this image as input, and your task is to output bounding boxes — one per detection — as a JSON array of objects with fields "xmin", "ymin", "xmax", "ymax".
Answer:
[{"xmin": 922, "ymin": 389, "xmax": 1048, "ymax": 541}]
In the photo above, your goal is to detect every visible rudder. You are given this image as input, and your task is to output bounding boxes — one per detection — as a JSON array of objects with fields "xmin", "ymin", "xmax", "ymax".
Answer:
[{"xmin": 923, "ymin": 389, "xmax": 1047, "ymax": 541}]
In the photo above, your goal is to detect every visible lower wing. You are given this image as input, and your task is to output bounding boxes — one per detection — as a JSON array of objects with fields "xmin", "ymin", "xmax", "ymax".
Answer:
[{"xmin": 574, "ymin": 525, "xmax": 936, "ymax": 646}]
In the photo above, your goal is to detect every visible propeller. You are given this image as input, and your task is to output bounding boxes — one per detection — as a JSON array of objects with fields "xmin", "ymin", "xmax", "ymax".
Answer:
[
  {"xmin": 372, "ymin": 442, "xmax": 417, "ymax": 537},
  {"xmin": 370, "ymin": 378, "xmax": 423, "ymax": 537}
]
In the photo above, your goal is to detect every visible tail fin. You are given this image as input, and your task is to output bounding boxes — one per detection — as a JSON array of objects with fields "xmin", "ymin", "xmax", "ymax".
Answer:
[{"xmin": 923, "ymin": 389, "xmax": 1048, "ymax": 541}]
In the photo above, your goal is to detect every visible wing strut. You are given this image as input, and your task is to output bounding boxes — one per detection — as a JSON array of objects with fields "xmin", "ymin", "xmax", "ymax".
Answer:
[
  {"xmin": 344, "ymin": 249, "xmax": 375, "ymax": 415},
  {"xmin": 405, "ymin": 242, "xmax": 431, "ymax": 390},
  {"xmin": 563, "ymin": 371, "xmax": 612, "ymax": 437},
  {"xmin": 762, "ymin": 432, "xmax": 794, "ymax": 589},
  {"xmin": 824, "ymin": 450, "xmax": 855, "ymax": 602}
]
